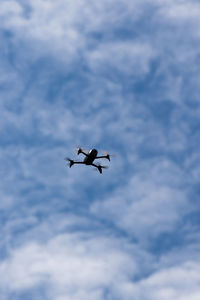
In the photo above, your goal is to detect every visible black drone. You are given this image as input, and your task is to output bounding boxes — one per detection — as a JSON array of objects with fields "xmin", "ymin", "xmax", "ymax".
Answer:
[{"xmin": 65, "ymin": 147, "xmax": 110, "ymax": 174}]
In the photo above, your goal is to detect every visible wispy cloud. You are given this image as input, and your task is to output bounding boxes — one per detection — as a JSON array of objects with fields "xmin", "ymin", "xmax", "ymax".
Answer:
[
  {"xmin": 0, "ymin": 231, "xmax": 152, "ymax": 299},
  {"xmin": 0, "ymin": 0, "xmax": 200, "ymax": 299},
  {"xmin": 91, "ymin": 158, "xmax": 190, "ymax": 243}
]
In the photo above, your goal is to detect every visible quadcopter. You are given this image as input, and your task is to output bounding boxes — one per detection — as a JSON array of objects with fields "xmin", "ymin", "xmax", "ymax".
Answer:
[{"xmin": 65, "ymin": 147, "xmax": 111, "ymax": 174}]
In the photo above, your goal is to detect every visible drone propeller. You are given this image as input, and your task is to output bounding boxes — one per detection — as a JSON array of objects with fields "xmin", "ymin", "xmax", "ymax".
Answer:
[
  {"xmin": 103, "ymin": 151, "xmax": 116, "ymax": 161},
  {"xmin": 76, "ymin": 145, "xmax": 88, "ymax": 155},
  {"xmin": 64, "ymin": 157, "xmax": 74, "ymax": 168}
]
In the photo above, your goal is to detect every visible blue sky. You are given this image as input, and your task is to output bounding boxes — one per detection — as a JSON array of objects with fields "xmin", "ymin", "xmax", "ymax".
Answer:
[{"xmin": 0, "ymin": 0, "xmax": 200, "ymax": 299}]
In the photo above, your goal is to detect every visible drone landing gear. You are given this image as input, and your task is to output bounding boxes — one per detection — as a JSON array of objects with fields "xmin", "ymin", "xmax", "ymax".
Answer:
[
  {"xmin": 97, "ymin": 165, "xmax": 102, "ymax": 174},
  {"xmin": 92, "ymin": 163, "xmax": 108, "ymax": 174}
]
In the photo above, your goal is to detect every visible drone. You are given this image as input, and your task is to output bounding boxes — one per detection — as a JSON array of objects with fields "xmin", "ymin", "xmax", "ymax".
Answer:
[{"xmin": 65, "ymin": 147, "xmax": 111, "ymax": 174}]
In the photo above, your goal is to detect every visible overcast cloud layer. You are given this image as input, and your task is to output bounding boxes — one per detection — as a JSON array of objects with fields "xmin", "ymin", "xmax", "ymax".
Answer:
[{"xmin": 1, "ymin": 0, "xmax": 200, "ymax": 299}]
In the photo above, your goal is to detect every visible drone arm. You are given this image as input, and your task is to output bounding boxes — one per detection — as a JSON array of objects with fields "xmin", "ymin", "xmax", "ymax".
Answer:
[
  {"xmin": 80, "ymin": 151, "xmax": 88, "ymax": 156},
  {"xmin": 95, "ymin": 155, "xmax": 110, "ymax": 161},
  {"xmin": 91, "ymin": 163, "xmax": 98, "ymax": 167},
  {"xmin": 77, "ymin": 149, "xmax": 88, "ymax": 156}
]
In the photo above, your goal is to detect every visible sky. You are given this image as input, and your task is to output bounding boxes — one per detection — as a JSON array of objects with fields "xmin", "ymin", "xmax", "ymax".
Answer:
[{"xmin": 0, "ymin": 0, "xmax": 200, "ymax": 299}]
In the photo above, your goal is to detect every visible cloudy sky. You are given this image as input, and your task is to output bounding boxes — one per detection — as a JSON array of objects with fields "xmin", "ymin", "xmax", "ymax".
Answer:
[{"xmin": 1, "ymin": 0, "xmax": 200, "ymax": 299}]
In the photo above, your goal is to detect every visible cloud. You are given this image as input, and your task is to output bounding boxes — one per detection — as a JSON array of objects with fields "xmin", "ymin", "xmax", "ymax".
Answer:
[
  {"xmin": 86, "ymin": 41, "xmax": 155, "ymax": 78},
  {"xmin": 0, "ymin": 232, "xmax": 150, "ymax": 300},
  {"xmin": 158, "ymin": 1, "xmax": 200, "ymax": 24},
  {"xmin": 1, "ymin": 229, "xmax": 200, "ymax": 299},
  {"xmin": 0, "ymin": 0, "xmax": 200, "ymax": 299},
  {"xmin": 133, "ymin": 261, "xmax": 200, "ymax": 300},
  {"xmin": 91, "ymin": 158, "xmax": 190, "ymax": 242}
]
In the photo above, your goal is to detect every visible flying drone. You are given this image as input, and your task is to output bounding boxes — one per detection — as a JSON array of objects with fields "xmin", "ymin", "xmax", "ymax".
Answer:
[{"xmin": 65, "ymin": 147, "xmax": 111, "ymax": 174}]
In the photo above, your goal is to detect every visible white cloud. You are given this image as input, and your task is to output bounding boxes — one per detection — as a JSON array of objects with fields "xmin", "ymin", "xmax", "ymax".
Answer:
[
  {"xmin": 158, "ymin": 1, "xmax": 200, "ymax": 24},
  {"xmin": 0, "ymin": 1, "xmax": 22, "ymax": 17},
  {"xmin": 0, "ymin": 0, "xmax": 157, "ymax": 71},
  {"xmin": 134, "ymin": 261, "xmax": 200, "ymax": 300},
  {"xmin": 87, "ymin": 41, "xmax": 155, "ymax": 77},
  {"xmin": 1, "ymin": 230, "xmax": 200, "ymax": 299},
  {"xmin": 0, "ymin": 233, "xmax": 146, "ymax": 299},
  {"xmin": 0, "ymin": 1, "xmax": 200, "ymax": 299},
  {"xmin": 1, "ymin": 0, "xmax": 200, "ymax": 105},
  {"xmin": 91, "ymin": 159, "xmax": 189, "ymax": 241}
]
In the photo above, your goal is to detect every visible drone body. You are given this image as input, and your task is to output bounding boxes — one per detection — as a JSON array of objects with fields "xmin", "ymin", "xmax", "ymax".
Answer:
[{"xmin": 65, "ymin": 148, "xmax": 110, "ymax": 173}]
